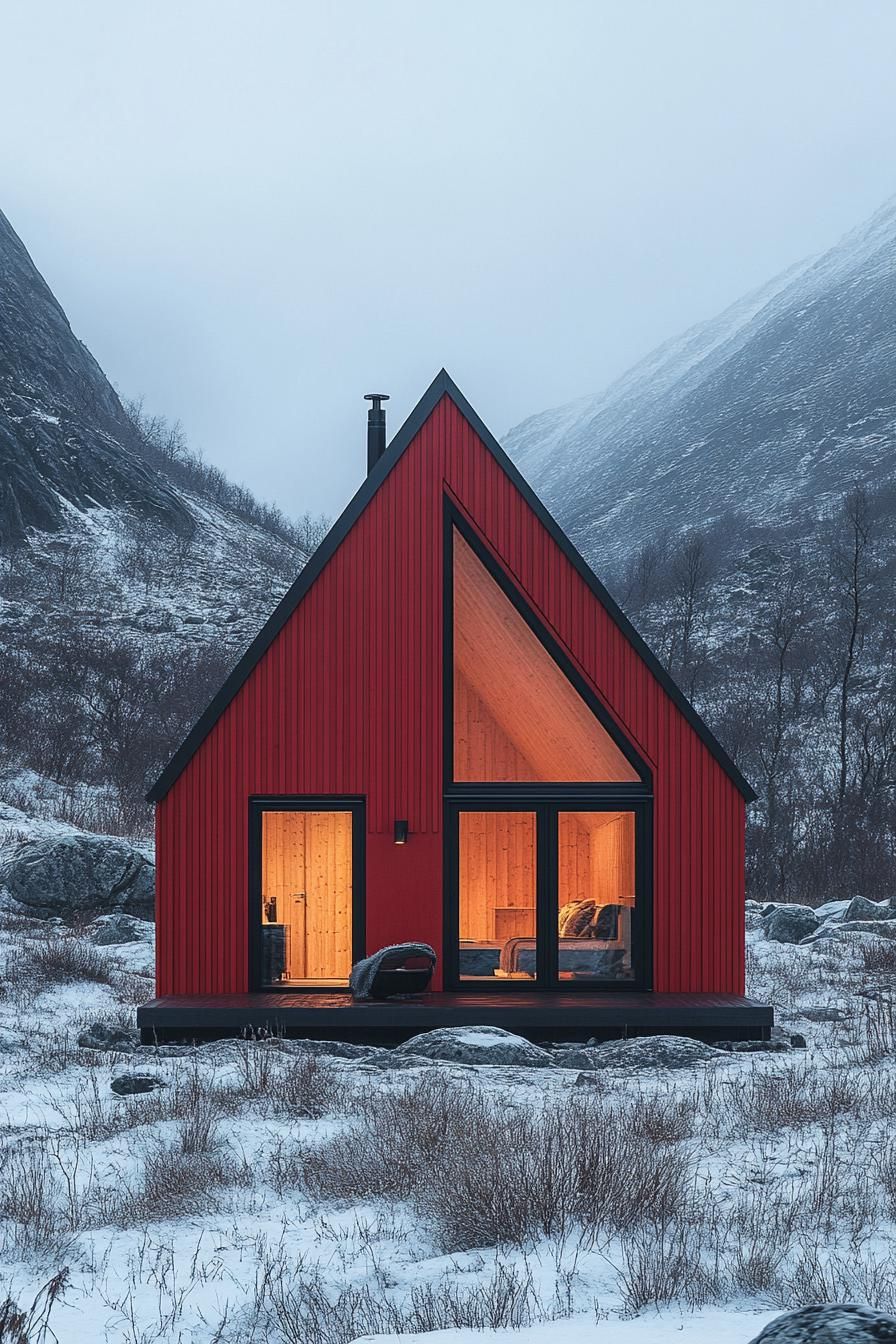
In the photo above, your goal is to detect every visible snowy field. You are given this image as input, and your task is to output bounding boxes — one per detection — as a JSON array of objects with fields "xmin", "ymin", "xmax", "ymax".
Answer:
[{"xmin": 0, "ymin": 907, "xmax": 894, "ymax": 1342}]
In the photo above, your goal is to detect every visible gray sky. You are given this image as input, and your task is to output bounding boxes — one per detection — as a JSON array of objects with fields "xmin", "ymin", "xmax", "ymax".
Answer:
[{"xmin": 3, "ymin": 1, "xmax": 896, "ymax": 519}]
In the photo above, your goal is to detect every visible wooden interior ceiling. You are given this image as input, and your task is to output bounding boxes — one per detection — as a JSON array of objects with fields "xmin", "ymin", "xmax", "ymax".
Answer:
[
  {"xmin": 453, "ymin": 531, "xmax": 640, "ymax": 783},
  {"xmin": 261, "ymin": 810, "xmax": 352, "ymax": 982}
]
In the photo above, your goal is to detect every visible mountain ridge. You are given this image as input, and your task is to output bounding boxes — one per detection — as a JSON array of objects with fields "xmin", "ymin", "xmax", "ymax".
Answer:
[{"xmin": 504, "ymin": 194, "xmax": 896, "ymax": 574}]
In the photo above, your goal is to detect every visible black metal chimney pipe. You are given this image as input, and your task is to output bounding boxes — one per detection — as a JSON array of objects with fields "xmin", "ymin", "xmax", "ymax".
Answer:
[{"xmin": 364, "ymin": 393, "xmax": 389, "ymax": 472}]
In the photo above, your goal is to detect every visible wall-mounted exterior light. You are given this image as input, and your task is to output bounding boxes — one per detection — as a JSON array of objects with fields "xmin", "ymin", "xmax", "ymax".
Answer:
[{"xmin": 394, "ymin": 819, "xmax": 409, "ymax": 845}]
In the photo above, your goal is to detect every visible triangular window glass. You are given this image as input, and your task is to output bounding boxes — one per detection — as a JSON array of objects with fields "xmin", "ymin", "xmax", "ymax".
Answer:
[{"xmin": 452, "ymin": 529, "xmax": 640, "ymax": 783}]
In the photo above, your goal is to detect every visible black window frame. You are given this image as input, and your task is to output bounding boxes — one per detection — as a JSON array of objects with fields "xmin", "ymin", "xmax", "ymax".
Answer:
[
  {"xmin": 443, "ymin": 498, "xmax": 653, "ymax": 993},
  {"xmin": 444, "ymin": 797, "xmax": 652, "ymax": 993},
  {"xmin": 248, "ymin": 795, "xmax": 366, "ymax": 993}
]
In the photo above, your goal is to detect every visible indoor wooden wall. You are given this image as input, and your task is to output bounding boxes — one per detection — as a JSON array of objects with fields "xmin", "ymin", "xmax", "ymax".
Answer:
[
  {"xmin": 459, "ymin": 811, "xmax": 536, "ymax": 942},
  {"xmin": 558, "ymin": 811, "xmax": 635, "ymax": 911},
  {"xmin": 261, "ymin": 810, "xmax": 352, "ymax": 980}
]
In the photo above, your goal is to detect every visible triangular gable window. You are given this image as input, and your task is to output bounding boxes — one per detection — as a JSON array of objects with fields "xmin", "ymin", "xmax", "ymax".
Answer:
[{"xmin": 452, "ymin": 528, "xmax": 641, "ymax": 783}]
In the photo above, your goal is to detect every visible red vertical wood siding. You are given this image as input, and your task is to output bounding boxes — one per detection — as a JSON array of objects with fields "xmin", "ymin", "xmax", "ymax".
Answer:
[{"xmin": 155, "ymin": 396, "xmax": 745, "ymax": 997}]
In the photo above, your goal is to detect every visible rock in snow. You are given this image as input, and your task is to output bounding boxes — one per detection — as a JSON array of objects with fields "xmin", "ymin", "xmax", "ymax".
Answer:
[
  {"xmin": 110, "ymin": 1071, "xmax": 166, "ymax": 1096},
  {"xmin": 843, "ymin": 895, "xmax": 893, "ymax": 922},
  {"xmin": 78, "ymin": 1022, "xmax": 139, "ymax": 1053},
  {"xmin": 748, "ymin": 1302, "xmax": 896, "ymax": 1342},
  {"xmin": 763, "ymin": 905, "xmax": 819, "ymax": 944},
  {"xmin": 574, "ymin": 1034, "xmax": 728, "ymax": 1074},
  {"xmin": 0, "ymin": 833, "xmax": 154, "ymax": 920},
  {"xmin": 394, "ymin": 1025, "xmax": 553, "ymax": 1067},
  {"xmin": 87, "ymin": 912, "xmax": 154, "ymax": 945}
]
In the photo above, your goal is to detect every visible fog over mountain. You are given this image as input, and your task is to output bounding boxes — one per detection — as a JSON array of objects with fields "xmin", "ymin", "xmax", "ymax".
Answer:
[{"xmin": 505, "ymin": 196, "xmax": 896, "ymax": 577}]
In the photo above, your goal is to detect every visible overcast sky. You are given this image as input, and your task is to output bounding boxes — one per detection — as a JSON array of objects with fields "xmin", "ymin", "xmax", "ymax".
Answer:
[{"xmin": 3, "ymin": 1, "xmax": 895, "ymax": 519}]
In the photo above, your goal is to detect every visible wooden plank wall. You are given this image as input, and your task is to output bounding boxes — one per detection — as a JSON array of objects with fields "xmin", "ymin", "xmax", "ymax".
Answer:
[
  {"xmin": 558, "ymin": 812, "xmax": 635, "ymax": 908},
  {"xmin": 458, "ymin": 811, "xmax": 536, "ymax": 942},
  {"xmin": 156, "ymin": 394, "xmax": 746, "ymax": 997}
]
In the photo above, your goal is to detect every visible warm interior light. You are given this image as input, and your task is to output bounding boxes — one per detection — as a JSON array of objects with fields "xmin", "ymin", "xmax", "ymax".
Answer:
[{"xmin": 394, "ymin": 819, "xmax": 409, "ymax": 845}]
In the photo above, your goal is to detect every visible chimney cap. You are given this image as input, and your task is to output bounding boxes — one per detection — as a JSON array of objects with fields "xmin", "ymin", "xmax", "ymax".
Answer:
[{"xmin": 364, "ymin": 392, "xmax": 390, "ymax": 405}]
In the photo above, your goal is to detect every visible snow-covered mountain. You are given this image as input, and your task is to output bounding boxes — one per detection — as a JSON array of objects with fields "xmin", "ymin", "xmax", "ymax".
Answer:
[
  {"xmin": 505, "ymin": 196, "xmax": 896, "ymax": 573},
  {"xmin": 0, "ymin": 207, "xmax": 319, "ymax": 835},
  {"xmin": 0, "ymin": 208, "xmax": 193, "ymax": 542}
]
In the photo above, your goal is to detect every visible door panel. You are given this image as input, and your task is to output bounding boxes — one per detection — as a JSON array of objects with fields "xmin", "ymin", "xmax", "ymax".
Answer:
[{"xmin": 260, "ymin": 809, "xmax": 353, "ymax": 986}]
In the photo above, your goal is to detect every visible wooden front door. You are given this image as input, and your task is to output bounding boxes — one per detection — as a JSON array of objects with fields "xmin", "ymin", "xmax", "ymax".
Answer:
[{"xmin": 251, "ymin": 799, "xmax": 363, "ymax": 989}]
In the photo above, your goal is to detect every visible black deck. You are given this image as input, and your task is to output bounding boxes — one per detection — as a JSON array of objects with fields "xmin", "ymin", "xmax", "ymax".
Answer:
[{"xmin": 138, "ymin": 991, "xmax": 773, "ymax": 1045}]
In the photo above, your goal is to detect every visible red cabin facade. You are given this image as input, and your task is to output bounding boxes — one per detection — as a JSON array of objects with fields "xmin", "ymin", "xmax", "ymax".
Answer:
[{"xmin": 142, "ymin": 372, "xmax": 768, "ymax": 1043}]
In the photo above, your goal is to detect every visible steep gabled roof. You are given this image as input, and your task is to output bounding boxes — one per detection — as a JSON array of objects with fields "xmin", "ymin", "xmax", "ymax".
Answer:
[{"xmin": 147, "ymin": 370, "xmax": 756, "ymax": 803}]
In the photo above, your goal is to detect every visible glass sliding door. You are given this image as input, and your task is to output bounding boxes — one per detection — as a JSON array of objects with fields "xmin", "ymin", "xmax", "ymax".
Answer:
[
  {"xmin": 457, "ymin": 810, "xmax": 537, "ymax": 980},
  {"xmin": 258, "ymin": 805, "xmax": 356, "ymax": 988},
  {"xmin": 556, "ymin": 810, "xmax": 636, "ymax": 982},
  {"xmin": 451, "ymin": 803, "xmax": 644, "ymax": 988}
]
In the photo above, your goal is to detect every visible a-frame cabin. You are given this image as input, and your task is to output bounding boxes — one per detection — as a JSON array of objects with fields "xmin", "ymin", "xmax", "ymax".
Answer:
[{"xmin": 140, "ymin": 371, "xmax": 771, "ymax": 1044}]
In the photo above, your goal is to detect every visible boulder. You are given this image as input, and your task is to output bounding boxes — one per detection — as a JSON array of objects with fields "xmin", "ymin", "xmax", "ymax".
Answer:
[
  {"xmin": 748, "ymin": 1303, "xmax": 896, "ymax": 1342},
  {"xmin": 110, "ymin": 1072, "xmax": 166, "ymax": 1095},
  {"xmin": 284, "ymin": 1038, "xmax": 378, "ymax": 1060},
  {"xmin": 843, "ymin": 896, "xmax": 893, "ymax": 922},
  {"xmin": 800, "ymin": 1006, "xmax": 848, "ymax": 1022},
  {"xmin": 394, "ymin": 1025, "xmax": 552, "ymax": 1067},
  {"xmin": 78, "ymin": 1022, "xmax": 139, "ymax": 1052},
  {"xmin": 802, "ymin": 919, "xmax": 896, "ymax": 945},
  {"xmin": 717, "ymin": 1027, "xmax": 806, "ymax": 1053},
  {"xmin": 574, "ymin": 1034, "xmax": 728, "ymax": 1074},
  {"xmin": 763, "ymin": 905, "xmax": 819, "ymax": 944},
  {"xmin": 813, "ymin": 899, "xmax": 851, "ymax": 923},
  {"xmin": 87, "ymin": 913, "xmax": 154, "ymax": 945},
  {"xmin": 0, "ymin": 833, "xmax": 154, "ymax": 921}
]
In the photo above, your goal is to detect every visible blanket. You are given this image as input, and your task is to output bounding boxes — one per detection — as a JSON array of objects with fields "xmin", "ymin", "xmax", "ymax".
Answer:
[{"xmin": 349, "ymin": 941, "xmax": 437, "ymax": 1000}]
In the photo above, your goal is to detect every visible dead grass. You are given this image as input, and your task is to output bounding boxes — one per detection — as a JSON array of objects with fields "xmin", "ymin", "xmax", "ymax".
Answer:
[
  {"xmin": 28, "ymin": 932, "xmax": 114, "ymax": 986},
  {"xmin": 303, "ymin": 1075, "xmax": 697, "ymax": 1252},
  {"xmin": 262, "ymin": 1258, "xmax": 561, "ymax": 1344}
]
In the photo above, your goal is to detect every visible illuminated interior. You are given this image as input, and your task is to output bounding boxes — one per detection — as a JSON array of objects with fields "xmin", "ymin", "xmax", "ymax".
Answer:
[
  {"xmin": 457, "ymin": 807, "xmax": 636, "ymax": 982},
  {"xmin": 556, "ymin": 810, "xmax": 635, "ymax": 981},
  {"xmin": 452, "ymin": 529, "xmax": 640, "ymax": 783},
  {"xmin": 459, "ymin": 811, "xmax": 537, "ymax": 980},
  {"xmin": 260, "ymin": 810, "xmax": 353, "ymax": 987}
]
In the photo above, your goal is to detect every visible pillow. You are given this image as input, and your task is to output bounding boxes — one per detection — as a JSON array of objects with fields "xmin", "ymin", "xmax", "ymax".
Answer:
[{"xmin": 558, "ymin": 900, "xmax": 598, "ymax": 938}]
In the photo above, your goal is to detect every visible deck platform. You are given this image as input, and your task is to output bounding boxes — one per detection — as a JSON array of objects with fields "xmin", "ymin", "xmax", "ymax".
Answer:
[{"xmin": 138, "ymin": 991, "xmax": 773, "ymax": 1045}]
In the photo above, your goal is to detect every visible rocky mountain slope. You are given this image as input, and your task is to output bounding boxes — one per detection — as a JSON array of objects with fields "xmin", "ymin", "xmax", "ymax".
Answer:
[
  {"xmin": 506, "ymin": 195, "xmax": 896, "ymax": 907},
  {"xmin": 0, "ymin": 207, "xmax": 321, "ymax": 836},
  {"xmin": 505, "ymin": 196, "xmax": 896, "ymax": 574},
  {"xmin": 0, "ymin": 208, "xmax": 191, "ymax": 541}
]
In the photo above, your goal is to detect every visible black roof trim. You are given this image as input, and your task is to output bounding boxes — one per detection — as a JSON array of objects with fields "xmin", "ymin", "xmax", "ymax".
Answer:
[{"xmin": 147, "ymin": 368, "xmax": 756, "ymax": 803}]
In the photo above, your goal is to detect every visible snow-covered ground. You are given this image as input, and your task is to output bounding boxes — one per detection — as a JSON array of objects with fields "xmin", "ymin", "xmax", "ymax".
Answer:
[{"xmin": 0, "ymin": 911, "xmax": 894, "ymax": 1343}]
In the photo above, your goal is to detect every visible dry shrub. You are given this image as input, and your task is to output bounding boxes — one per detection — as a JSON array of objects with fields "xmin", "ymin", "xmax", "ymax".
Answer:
[
  {"xmin": 860, "ymin": 994, "xmax": 896, "ymax": 1062},
  {"xmin": 725, "ymin": 1061, "xmax": 861, "ymax": 1132},
  {"xmin": 304, "ymin": 1075, "xmax": 696, "ymax": 1252},
  {"xmin": 170, "ymin": 1072, "xmax": 221, "ymax": 1155},
  {"xmin": 617, "ymin": 1216, "xmax": 727, "ymax": 1312},
  {"xmin": 29, "ymin": 932, "xmax": 114, "ymax": 986},
  {"xmin": 0, "ymin": 1270, "xmax": 68, "ymax": 1344},
  {"xmin": 270, "ymin": 1055, "xmax": 345, "ymax": 1119},
  {"xmin": 857, "ymin": 935, "xmax": 896, "ymax": 974},
  {"xmin": 0, "ymin": 1147, "xmax": 66, "ymax": 1254},
  {"xmin": 619, "ymin": 1091, "xmax": 699, "ymax": 1142},
  {"xmin": 228, "ymin": 1045, "xmax": 346, "ymax": 1119},
  {"xmin": 776, "ymin": 1244, "xmax": 896, "ymax": 1312},
  {"xmin": 264, "ymin": 1258, "xmax": 555, "ymax": 1344},
  {"xmin": 132, "ymin": 1146, "xmax": 249, "ymax": 1222}
]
